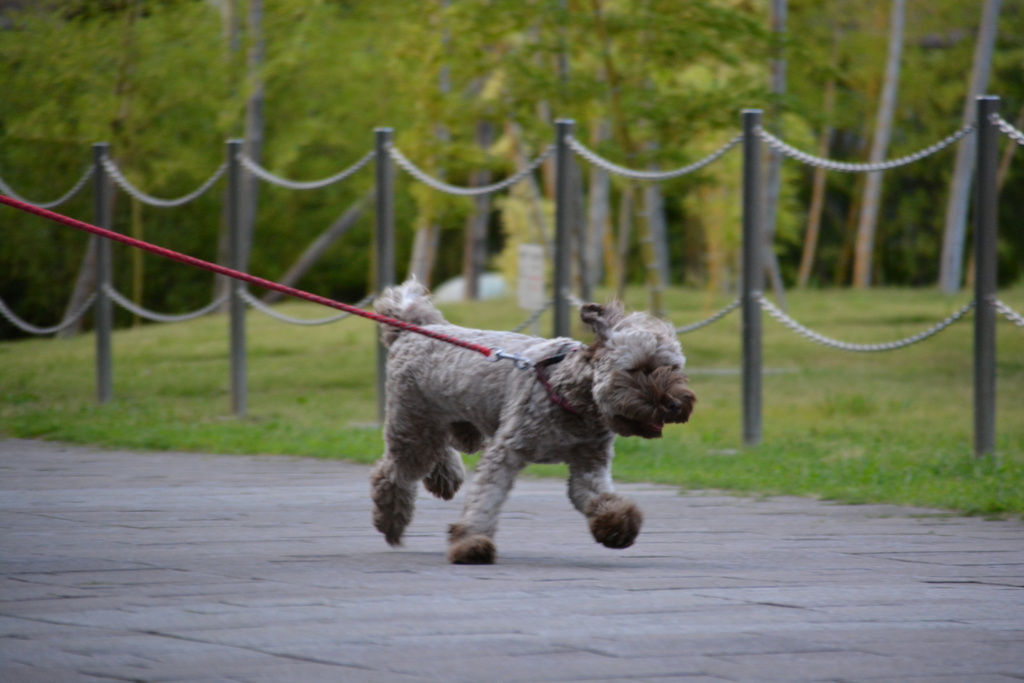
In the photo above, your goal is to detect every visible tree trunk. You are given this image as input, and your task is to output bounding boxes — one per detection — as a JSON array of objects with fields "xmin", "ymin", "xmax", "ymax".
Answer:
[
  {"xmin": 61, "ymin": 3, "xmax": 138, "ymax": 336},
  {"xmin": 643, "ymin": 179, "xmax": 670, "ymax": 288},
  {"xmin": 56, "ymin": 237, "xmax": 98, "ymax": 338},
  {"xmin": 240, "ymin": 0, "xmax": 265, "ymax": 272},
  {"xmin": 586, "ymin": 120, "xmax": 612, "ymax": 292},
  {"xmin": 537, "ymin": 101, "xmax": 556, "ymax": 199},
  {"xmin": 641, "ymin": 169, "xmax": 669, "ymax": 316},
  {"xmin": 853, "ymin": 0, "xmax": 906, "ymax": 289},
  {"xmin": 615, "ymin": 185, "xmax": 634, "ymax": 300},
  {"xmin": 938, "ymin": 0, "xmax": 1003, "ymax": 293},
  {"xmin": 263, "ymin": 189, "xmax": 372, "ymax": 303},
  {"xmin": 835, "ymin": 175, "xmax": 865, "ymax": 285},
  {"xmin": 798, "ymin": 79, "xmax": 836, "ymax": 288},
  {"xmin": 798, "ymin": 25, "xmax": 840, "ymax": 289},
  {"xmin": 997, "ymin": 102, "xmax": 1024, "ymax": 189},
  {"xmin": 408, "ymin": 16, "xmax": 451, "ymax": 288},
  {"xmin": 214, "ymin": 0, "xmax": 241, "ymax": 310},
  {"xmin": 130, "ymin": 197, "xmax": 144, "ymax": 326},
  {"xmin": 761, "ymin": 0, "xmax": 788, "ymax": 309},
  {"xmin": 507, "ymin": 121, "xmax": 553, "ymax": 260},
  {"xmin": 408, "ymin": 221, "xmax": 441, "ymax": 287},
  {"xmin": 571, "ymin": 151, "xmax": 590, "ymax": 301},
  {"xmin": 463, "ymin": 121, "xmax": 494, "ymax": 300}
]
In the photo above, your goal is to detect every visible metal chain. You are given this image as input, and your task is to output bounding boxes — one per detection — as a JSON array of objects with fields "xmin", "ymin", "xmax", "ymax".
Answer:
[
  {"xmin": 759, "ymin": 295, "xmax": 973, "ymax": 351},
  {"xmin": 101, "ymin": 158, "xmax": 227, "ymax": 208},
  {"xmin": 239, "ymin": 287, "xmax": 376, "ymax": 326},
  {"xmin": 757, "ymin": 124, "xmax": 975, "ymax": 173},
  {"xmin": 239, "ymin": 150, "xmax": 375, "ymax": 190},
  {"xmin": 674, "ymin": 299, "xmax": 741, "ymax": 335},
  {"xmin": 993, "ymin": 299, "xmax": 1024, "ymax": 327},
  {"xmin": 389, "ymin": 145, "xmax": 554, "ymax": 196},
  {"xmin": 509, "ymin": 299, "xmax": 553, "ymax": 333},
  {"xmin": 104, "ymin": 284, "xmax": 227, "ymax": 323},
  {"xmin": 562, "ymin": 292, "xmax": 739, "ymax": 335},
  {"xmin": 0, "ymin": 165, "xmax": 95, "ymax": 209},
  {"xmin": 567, "ymin": 134, "xmax": 742, "ymax": 181},
  {"xmin": 993, "ymin": 114, "xmax": 1024, "ymax": 146},
  {"xmin": 0, "ymin": 291, "xmax": 96, "ymax": 335}
]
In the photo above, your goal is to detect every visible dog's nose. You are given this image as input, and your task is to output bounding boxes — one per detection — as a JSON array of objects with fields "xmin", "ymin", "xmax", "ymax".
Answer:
[{"xmin": 662, "ymin": 396, "xmax": 682, "ymax": 412}]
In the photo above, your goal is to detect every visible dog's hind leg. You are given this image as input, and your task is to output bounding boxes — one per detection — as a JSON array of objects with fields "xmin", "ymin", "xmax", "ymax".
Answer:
[
  {"xmin": 422, "ymin": 421, "xmax": 480, "ymax": 501},
  {"xmin": 370, "ymin": 409, "xmax": 449, "ymax": 547},
  {"xmin": 423, "ymin": 447, "xmax": 465, "ymax": 501},
  {"xmin": 447, "ymin": 436, "xmax": 524, "ymax": 564},
  {"xmin": 369, "ymin": 455, "xmax": 418, "ymax": 547}
]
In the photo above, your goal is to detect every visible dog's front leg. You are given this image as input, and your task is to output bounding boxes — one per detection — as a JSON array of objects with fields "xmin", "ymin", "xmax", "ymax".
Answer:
[
  {"xmin": 447, "ymin": 438, "xmax": 524, "ymax": 565},
  {"xmin": 568, "ymin": 459, "xmax": 643, "ymax": 550}
]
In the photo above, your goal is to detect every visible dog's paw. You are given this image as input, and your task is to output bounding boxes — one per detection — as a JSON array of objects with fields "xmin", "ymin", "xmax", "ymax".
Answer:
[
  {"xmin": 447, "ymin": 534, "xmax": 497, "ymax": 564},
  {"xmin": 423, "ymin": 453, "xmax": 465, "ymax": 501},
  {"xmin": 370, "ymin": 465, "xmax": 416, "ymax": 547},
  {"xmin": 586, "ymin": 493, "xmax": 643, "ymax": 549}
]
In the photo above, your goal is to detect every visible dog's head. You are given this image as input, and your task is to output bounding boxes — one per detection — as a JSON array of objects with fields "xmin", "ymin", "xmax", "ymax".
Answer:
[{"xmin": 581, "ymin": 302, "xmax": 695, "ymax": 439}]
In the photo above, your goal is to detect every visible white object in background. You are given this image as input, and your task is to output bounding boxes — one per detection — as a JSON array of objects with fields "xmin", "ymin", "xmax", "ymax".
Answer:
[
  {"xmin": 433, "ymin": 273, "xmax": 507, "ymax": 303},
  {"xmin": 517, "ymin": 244, "xmax": 545, "ymax": 311}
]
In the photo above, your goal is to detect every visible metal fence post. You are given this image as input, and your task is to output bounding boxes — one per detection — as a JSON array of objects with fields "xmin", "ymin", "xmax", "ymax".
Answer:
[
  {"xmin": 375, "ymin": 128, "xmax": 395, "ymax": 424},
  {"xmin": 974, "ymin": 96, "xmax": 999, "ymax": 457},
  {"xmin": 741, "ymin": 110, "xmax": 764, "ymax": 447},
  {"xmin": 93, "ymin": 143, "xmax": 113, "ymax": 404},
  {"xmin": 227, "ymin": 140, "xmax": 247, "ymax": 417},
  {"xmin": 553, "ymin": 119, "xmax": 575, "ymax": 338}
]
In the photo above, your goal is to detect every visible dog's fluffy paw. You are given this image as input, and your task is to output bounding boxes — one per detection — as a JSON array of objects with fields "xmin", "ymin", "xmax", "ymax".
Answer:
[
  {"xmin": 447, "ymin": 534, "xmax": 497, "ymax": 564},
  {"xmin": 370, "ymin": 465, "xmax": 416, "ymax": 547},
  {"xmin": 586, "ymin": 493, "xmax": 643, "ymax": 549},
  {"xmin": 447, "ymin": 524, "xmax": 496, "ymax": 564},
  {"xmin": 423, "ymin": 452, "xmax": 465, "ymax": 501}
]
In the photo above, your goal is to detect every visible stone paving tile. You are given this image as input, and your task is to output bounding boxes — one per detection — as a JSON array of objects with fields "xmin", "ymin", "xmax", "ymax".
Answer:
[
  {"xmin": 388, "ymin": 651, "xmax": 721, "ymax": 683},
  {"xmin": 0, "ymin": 664, "xmax": 125, "ymax": 683},
  {"xmin": 2, "ymin": 438, "xmax": 1024, "ymax": 683},
  {"xmin": 848, "ymin": 677, "xmax": 1024, "ymax": 683}
]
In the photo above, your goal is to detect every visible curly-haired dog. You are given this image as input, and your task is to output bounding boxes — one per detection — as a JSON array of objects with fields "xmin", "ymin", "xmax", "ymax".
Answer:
[{"xmin": 370, "ymin": 280, "xmax": 695, "ymax": 564}]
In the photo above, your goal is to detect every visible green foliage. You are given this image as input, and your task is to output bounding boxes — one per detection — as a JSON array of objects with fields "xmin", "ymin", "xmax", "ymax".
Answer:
[
  {"xmin": 2, "ymin": 0, "xmax": 1024, "ymax": 341},
  {"xmin": 785, "ymin": 0, "xmax": 1024, "ymax": 287}
]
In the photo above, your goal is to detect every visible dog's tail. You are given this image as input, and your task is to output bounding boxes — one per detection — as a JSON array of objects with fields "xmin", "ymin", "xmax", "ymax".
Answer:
[{"xmin": 374, "ymin": 278, "xmax": 446, "ymax": 348}]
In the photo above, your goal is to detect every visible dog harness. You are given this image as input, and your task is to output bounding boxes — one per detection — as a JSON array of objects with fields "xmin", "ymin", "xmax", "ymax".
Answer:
[{"xmin": 534, "ymin": 347, "xmax": 582, "ymax": 415}]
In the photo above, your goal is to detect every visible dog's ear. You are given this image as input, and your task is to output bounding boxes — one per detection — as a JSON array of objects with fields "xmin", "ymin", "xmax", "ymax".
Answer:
[{"xmin": 580, "ymin": 301, "xmax": 625, "ymax": 342}]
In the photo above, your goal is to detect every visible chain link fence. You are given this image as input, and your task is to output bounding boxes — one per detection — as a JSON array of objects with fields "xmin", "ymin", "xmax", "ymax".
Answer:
[
  {"xmin": 0, "ymin": 165, "xmax": 95, "ymax": 209},
  {"xmin": 756, "ymin": 124, "xmax": 974, "ymax": 173},
  {"xmin": 101, "ymin": 158, "xmax": 227, "ymax": 208},
  {"xmin": 2, "ymin": 102, "xmax": 1021, "ymax": 450},
  {"xmin": 239, "ymin": 288, "xmax": 376, "ymax": 326},
  {"xmin": 239, "ymin": 150, "xmax": 375, "ymax": 190},
  {"xmin": 758, "ymin": 295, "xmax": 975, "ymax": 351},
  {"xmin": 104, "ymin": 284, "xmax": 228, "ymax": 323},
  {"xmin": 0, "ymin": 291, "xmax": 97, "ymax": 335},
  {"xmin": 567, "ymin": 135, "xmax": 742, "ymax": 181},
  {"xmin": 993, "ymin": 114, "xmax": 1024, "ymax": 146},
  {"xmin": 389, "ymin": 145, "xmax": 553, "ymax": 196},
  {"xmin": 673, "ymin": 300, "xmax": 741, "ymax": 335},
  {"xmin": 994, "ymin": 299, "xmax": 1024, "ymax": 327}
]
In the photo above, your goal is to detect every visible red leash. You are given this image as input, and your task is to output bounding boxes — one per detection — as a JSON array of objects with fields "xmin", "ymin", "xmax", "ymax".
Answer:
[{"xmin": 0, "ymin": 194, "xmax": 495, "ymax": 358}]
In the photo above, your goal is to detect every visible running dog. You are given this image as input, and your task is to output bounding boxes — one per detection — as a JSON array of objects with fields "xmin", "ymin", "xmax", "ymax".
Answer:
[{"xmin": 369, "ymin": 280, "xmax": 695, "ymax": 564}]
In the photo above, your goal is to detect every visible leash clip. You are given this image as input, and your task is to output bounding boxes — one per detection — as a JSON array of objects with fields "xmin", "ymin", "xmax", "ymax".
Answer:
[{"xmin": 487, "ymin": 347, "xmax": 535, "ymax": 371}]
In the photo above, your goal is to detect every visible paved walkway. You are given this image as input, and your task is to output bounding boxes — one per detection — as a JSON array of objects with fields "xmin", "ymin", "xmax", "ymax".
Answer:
[{"xmin": 1, "ymin": 439, "xmax": 1022, "ymax": 683}]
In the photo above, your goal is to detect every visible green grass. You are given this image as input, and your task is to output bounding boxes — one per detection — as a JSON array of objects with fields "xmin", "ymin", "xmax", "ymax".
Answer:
[{"xmin": 3, "ymin": 285, "xmax": 1023, "ymax": 518}]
